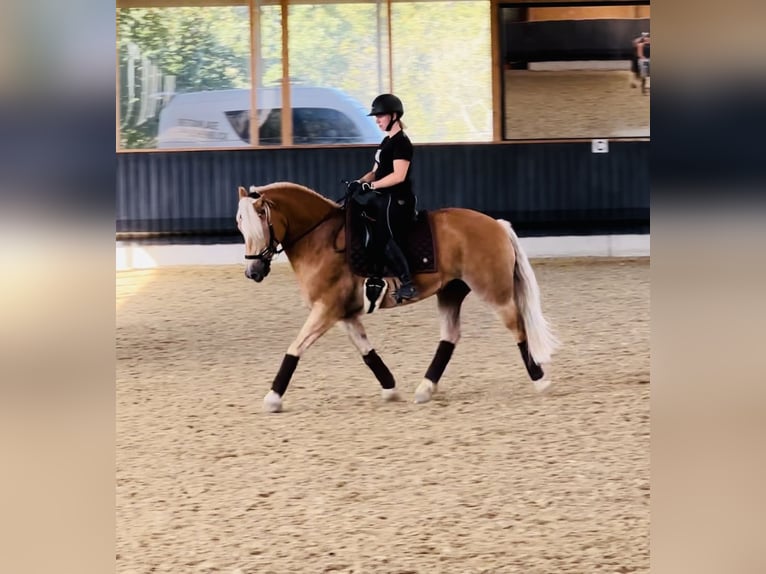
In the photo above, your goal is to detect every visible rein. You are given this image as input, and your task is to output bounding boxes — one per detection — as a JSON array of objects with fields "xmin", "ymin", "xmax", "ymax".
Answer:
[{"xmin": 244, "ymin": 191, "xmax": 341, "ymax": 261}]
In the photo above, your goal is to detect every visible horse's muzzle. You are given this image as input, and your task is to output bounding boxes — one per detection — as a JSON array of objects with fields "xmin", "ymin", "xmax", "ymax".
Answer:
[{"xmin": 245, "ymin": 259, "xmax": 271, "ymax": 282}]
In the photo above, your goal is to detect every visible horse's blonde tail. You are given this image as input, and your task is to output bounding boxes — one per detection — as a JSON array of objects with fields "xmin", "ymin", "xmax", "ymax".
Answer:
[{"xmin": 498, "ymin": 219, "xmax": 559, "ymax": 364}]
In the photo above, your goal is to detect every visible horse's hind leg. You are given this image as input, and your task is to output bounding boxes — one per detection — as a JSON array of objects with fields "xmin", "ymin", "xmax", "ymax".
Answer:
[
  {"xmin": 414, "ymin": 279, "xmax": 471, "ymax": 404},
  {"xmin": 341, "ymin": 317, "xmax": 400, "ymax": 402},
  {"xmin": 494, "ymin": 298, "xmax": 552, "ymax": 393}
]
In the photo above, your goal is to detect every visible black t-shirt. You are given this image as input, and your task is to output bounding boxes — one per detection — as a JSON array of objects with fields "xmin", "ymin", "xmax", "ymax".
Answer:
[
  {"xmin": 636, "ymin": 38, "xmax": 650, "ymax": 58},
  {"xmin": 642, "ymin": 41, "xmax": 650, "ymax": 58},
  {"xmin": 373, "ymin": 130, "xmax": 413, "ymax": 196}
]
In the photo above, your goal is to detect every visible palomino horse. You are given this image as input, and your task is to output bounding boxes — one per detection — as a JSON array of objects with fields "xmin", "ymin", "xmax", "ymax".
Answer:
[{"xmin": 236, "ymin": 182, "xmax": 558, "ymax": 412}]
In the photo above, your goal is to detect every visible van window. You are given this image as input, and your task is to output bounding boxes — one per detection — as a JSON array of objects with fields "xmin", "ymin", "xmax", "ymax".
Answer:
[{"xmin": 224, "ymin": 107, "xmax": 364, "ymax": 145}]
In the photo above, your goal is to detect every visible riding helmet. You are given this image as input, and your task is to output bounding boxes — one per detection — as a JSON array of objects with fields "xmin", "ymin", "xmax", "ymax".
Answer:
[{"xmin": 368, "ymin": 94, "xmax": 404, "ymax": 118}]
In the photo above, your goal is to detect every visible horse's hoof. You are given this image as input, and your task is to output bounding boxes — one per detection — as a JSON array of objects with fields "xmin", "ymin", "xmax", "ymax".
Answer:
[
  {"xmin": 414, "ymin": 380, "xmax": 436, "ymax": 404},
  {"xmin": 381, "ymin": 388, "xmax": 401, "ymax": 402},
  {"xmin": 532, "ymin": 378, "xmax": 554, "ymax": 394},
  {"xmin": 263, "ymin": 390, "xmax": 283, "ymax": 413}
]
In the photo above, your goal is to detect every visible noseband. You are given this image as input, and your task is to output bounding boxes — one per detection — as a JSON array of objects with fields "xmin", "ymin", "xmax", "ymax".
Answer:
[
  {"xmin": 244, "ymin": 220, "xmax": 282, "ymax": 263},
  {"xmin": 244, "ymin": 190, "xmax": 284, "ymax": 264}
]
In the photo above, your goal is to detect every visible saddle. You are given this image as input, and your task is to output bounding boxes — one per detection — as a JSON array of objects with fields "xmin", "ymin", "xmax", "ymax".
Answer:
[{"xmin": 344, "ymin": 197, "xmax": 438, "ymax": 277}]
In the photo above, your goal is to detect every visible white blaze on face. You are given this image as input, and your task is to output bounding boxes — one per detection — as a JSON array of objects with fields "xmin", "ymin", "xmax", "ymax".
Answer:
[{"xmin": 237, "ymin": 197, "xmax": 268, "ymax": 254}]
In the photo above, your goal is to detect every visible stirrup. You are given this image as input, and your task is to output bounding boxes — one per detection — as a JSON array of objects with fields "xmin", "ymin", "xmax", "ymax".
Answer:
[{"xmin": 394, "ymin": 282, "xmax": 418, "ymax": 303}]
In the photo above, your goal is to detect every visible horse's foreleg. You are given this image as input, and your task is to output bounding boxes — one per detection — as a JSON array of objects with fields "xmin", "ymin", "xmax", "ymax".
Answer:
[
  {"xmin": 415, "ymin": 279, "xmax": 470, "ymax": 404},
  {"xmin": 340, "ymin": 317, "xmax": 400, "ymax": 402},
  {"xmin": 263, "ymin": 305, "xmax": 336, "ymax": 413}
]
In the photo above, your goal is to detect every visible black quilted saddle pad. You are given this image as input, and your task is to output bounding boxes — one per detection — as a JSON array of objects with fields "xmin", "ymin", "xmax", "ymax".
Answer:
[{"xmin": 345, "ymin": 201, "xmax": 437, "ymax": 277}]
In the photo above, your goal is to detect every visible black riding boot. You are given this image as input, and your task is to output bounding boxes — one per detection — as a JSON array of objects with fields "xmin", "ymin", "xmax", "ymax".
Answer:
[{"xmin": 384, "ymin": 239, "xmax": 418, "ymax": 302}]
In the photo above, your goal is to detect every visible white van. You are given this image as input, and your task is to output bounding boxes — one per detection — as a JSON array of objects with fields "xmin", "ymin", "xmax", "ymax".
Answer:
[{"xmin": 157, "ymin": 86, "xmax": 380, "ymax": 148}]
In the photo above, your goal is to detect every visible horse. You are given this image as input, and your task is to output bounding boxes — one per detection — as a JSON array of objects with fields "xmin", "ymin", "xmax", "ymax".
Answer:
[{"xmin": 236, "ymin": 182, "xmax": 559, "ymax": 413}]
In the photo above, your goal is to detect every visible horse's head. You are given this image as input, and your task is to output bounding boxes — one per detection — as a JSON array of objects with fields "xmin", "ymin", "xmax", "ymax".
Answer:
[{"xmin": 236, "ymin": 185, "xmax": 281, "ymax": 282}]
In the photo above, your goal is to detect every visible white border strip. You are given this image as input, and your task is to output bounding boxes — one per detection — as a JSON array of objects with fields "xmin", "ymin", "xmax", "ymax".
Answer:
[{"xmin": 116, "ymin": 234, "xmax": 649, "ymax": 271}]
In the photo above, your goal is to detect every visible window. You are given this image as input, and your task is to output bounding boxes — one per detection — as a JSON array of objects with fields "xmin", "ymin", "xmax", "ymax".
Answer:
[
  {"xmin": 392, "ymin": 0, "xmax": 492, "ymax": 142},
  {"xmin": 117, "ymin": 0, "xmax": 495, "ymax": 150},
  {"xmin": 118, "ymin": 5, "xmax": 251, "ymax": 149},
  {"xmin": 287, "ymin": 2, "xmax": 390, "ymax": 116}
]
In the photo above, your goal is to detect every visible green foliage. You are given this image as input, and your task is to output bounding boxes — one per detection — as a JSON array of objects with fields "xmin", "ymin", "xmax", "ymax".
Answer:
[
  {"xmin": 287, "ymin": 4, "xmax": 388, "ymax": 103},
  {"xmin": 118, "ymin": 7, "xmax": 250, "ymax": 148},
  {"xmin": 392, "ymin": 1, "xmax": 491, "ymax": 141}
]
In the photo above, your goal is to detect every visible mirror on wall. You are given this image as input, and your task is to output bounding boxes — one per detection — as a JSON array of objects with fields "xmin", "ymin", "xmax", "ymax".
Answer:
[{"xmin": 501, "ymin": 3, "xmax": 650, "ymax": 140}]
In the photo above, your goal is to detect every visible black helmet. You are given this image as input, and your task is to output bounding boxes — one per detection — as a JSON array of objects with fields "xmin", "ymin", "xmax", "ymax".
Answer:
[{"xmin": 368, "ymin": 94, "xmax": 404, "ymax": 118}]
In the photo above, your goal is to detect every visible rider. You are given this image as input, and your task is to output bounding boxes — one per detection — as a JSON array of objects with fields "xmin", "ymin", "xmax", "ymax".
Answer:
[
  {"xmin": 631, "ymin": 32, "xmax": 650, "ymax": 87},
  {"xmin": 351, "ymin": 93, "xmax": 418, "ymax": 302},
  {"xmin": 637, "ymin": 32, "xmax": 650, "ymax": 66}
]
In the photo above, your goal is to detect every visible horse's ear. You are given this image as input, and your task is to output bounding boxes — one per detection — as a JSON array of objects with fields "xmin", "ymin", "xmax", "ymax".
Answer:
[{"xmin": 238, "ymin": 186, "xmax": 248, "ymax": 199}]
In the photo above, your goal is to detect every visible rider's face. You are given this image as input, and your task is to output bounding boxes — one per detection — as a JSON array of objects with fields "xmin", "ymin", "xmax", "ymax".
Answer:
[{"xmin": 373, "ymin": 113, "xmax": 392, "ymax": 131}]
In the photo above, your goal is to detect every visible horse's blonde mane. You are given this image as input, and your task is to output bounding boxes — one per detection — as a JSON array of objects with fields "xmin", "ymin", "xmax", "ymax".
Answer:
[{"xmin": 252, "ymin": 181, "xmax": 339, "ymax": 208}]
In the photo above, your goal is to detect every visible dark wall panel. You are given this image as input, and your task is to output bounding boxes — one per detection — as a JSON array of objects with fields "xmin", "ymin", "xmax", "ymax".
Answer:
[
  {"xmin": 117, "ymin": 141, "xmax": 648, "ymax": 238},
  {"xmin": 503, "ymin": 18, "xmax": 651, "ymax": 64}
]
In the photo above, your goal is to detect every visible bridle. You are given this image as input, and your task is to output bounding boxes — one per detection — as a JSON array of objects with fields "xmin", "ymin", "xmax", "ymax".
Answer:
[
  {"xmin": 243, "ymin": 190, "xmax": 339, "ymax": 264},
  {"xmin": 244, "ymin": 219, "xmax": 282, "ymax": 264}
]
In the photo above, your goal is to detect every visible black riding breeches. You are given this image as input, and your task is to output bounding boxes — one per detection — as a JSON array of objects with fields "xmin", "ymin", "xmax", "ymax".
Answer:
[{"xmin": 368, "ymin": 192, "xmax": 416, "ymax": 254}]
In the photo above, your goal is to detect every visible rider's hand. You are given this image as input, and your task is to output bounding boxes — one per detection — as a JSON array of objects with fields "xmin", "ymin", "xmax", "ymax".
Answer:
[
  {"xmin": 361, "ymin": 182, "xmax": 374, "ymax": 193},
  {"xmin": 347, "ymin": 180, "xmax": 362, "ymax": 194}
]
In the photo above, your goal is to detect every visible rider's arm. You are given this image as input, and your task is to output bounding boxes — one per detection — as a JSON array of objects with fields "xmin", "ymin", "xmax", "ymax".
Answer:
[
  {"xmin": 358, "ymin": 163, "xmax": 377, "ymax": 183},
  {"xmin": 371, "ymin": 159, "xmax": 410, "ymax": 190}
]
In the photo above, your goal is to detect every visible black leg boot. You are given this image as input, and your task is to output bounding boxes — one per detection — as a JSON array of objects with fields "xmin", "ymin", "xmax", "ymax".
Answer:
[{"xmin": 384, "ymin": 239, "xmax": 418, "ymax": 302}]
